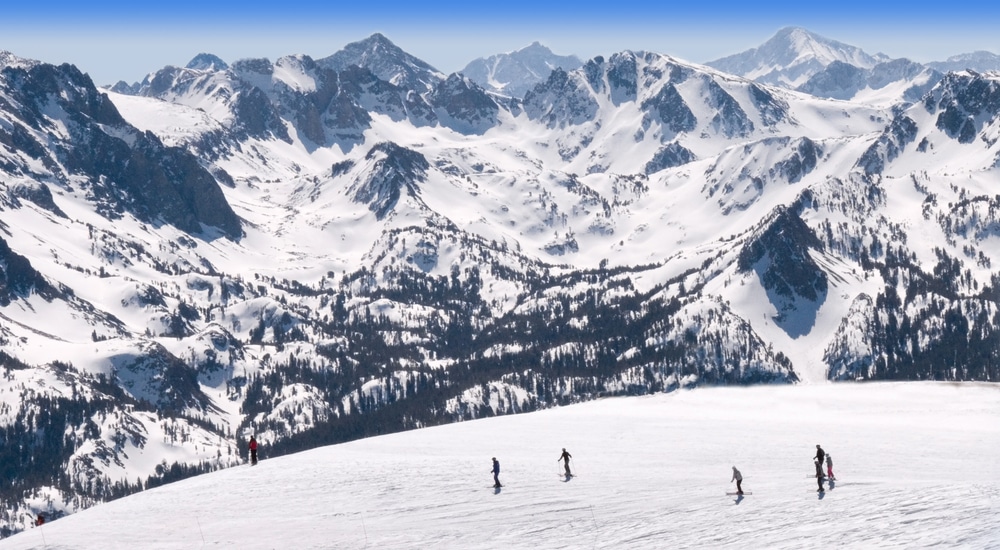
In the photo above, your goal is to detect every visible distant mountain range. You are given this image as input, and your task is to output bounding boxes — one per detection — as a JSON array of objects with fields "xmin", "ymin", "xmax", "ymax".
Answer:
[
  {"xmin": 704, "ymin": 27, "xmax": 1000, "ymax": 106},
  {"xmin": 2, "ymin": 27, "xmax": 1000, "ymax": 537},
  {"xmin": 109, "ymin": 27, "xmax": 1000, "ymax": 105}
]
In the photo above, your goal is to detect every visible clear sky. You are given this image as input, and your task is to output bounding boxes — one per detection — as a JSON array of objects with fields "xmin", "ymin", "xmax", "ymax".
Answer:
[{"xmin": 2, "ymin": 0, "xmax": 998, "ymax": 86}]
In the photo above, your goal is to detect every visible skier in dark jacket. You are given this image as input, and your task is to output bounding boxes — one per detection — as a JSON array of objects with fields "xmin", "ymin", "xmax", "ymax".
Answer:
[
  {"xmin": 814, "ymin": 445, "xmax": 826, "ymax": 468},
  {"xmin": 249, "ymin": 436, "xmax": 258, "ymax": 466},
  {"xmin": 557, "ymin": 448, "xmax": 573, "ymax": 476},
  {"xmin": 492, "ymin": 457, "xmax": 501, "ymax": 487},
  {"xmin": 731, "ymin": 466, "xmax": 743, "ymax": 494},
  {"xmin": 815, "ymin": 459, "xmax": 825, "ymax": 492}
]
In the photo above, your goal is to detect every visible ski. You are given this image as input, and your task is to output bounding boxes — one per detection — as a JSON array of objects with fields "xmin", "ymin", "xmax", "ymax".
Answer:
[{"xmin": 726, "ymin": 492, "xmax": 751, "ymax": 496}]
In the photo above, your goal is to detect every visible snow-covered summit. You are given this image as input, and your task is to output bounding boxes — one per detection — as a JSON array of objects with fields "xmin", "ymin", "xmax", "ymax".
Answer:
[
  {"xmin": 317, "ymin": 32, "xmax": 446, "ymax": 92},
  {"xmin": 0, "ymin": 50, "xmax": 38, "ymax": 72},
  {"xmin": 461, "ymin": 41, "xmax": 583, "ymax": 98},
  {"xmin": 707, "ymin": 27, "xmax": 888, "ymax": 89},
  {"xmin": 185, "ymin": 52, "xmax": 228, "ymax": 72}
]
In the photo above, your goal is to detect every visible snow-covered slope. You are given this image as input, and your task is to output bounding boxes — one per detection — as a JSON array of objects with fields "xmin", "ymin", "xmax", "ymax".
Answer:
[{"xmin": 2, "ymin": 383, "xmax": 997, "ymax": 550}]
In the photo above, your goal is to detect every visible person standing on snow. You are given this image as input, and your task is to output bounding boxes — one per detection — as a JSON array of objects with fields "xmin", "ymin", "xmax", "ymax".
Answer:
[
  {"xmin": 249, "ymin": 435, "xmax": 259, "ymax": 466},
  {"xmin": 731, "ymin": 466, "xmax": 744, "ymax": 495},
  {"xmin": 557, "ymin": 448, "xmax": 573, "ymax": 476},
  {"xmin": 826, "ymin": 454, "xmax": 835, "ymax": 480},
  {"xmin": 815, "ymin": 460, "xmax": 825, "ymax": 492},
  {"xmin": 814, "ymin": 445, "xmax": 826, "ymax": 472},
  {"xmin": 492, "ymin": 457, "xmax": 502, "ymax": 487}
]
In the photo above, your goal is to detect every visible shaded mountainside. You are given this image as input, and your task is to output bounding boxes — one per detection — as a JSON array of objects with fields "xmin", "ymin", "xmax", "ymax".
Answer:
[{"xmin": 2, "ymin": 33, "xmax": 1000, "ymax": 537}]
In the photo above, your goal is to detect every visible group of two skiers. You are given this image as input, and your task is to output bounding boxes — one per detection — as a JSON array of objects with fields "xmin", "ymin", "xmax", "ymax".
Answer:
[
  {"xmin": 491, "ymin": 448, "xmax": 573, "ymax": 488},
  {"xmin": 814, "ymin": 444, "xmax": 835, "ymax": 491}
]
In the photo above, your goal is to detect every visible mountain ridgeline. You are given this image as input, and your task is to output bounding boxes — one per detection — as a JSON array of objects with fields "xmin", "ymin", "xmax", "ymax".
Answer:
[{"xmin": 2, "ymin": 29, "xmax": 1000, "ymax": 535}]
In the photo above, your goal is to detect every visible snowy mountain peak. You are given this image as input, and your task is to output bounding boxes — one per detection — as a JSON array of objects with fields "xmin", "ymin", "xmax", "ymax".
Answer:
[
  {"xmin": 769, "ymin": 26, "xmax": 885, "ymax": 68},
  {"xmin": 317, "ymin": 33, "xmax": 445, "ymax": 92},
  {"xmin": 707, "ymin": 26, "xmax": 887, "ymax": 88},
  {"xmin": 461, "ymin": 41, "xmax": 583, "ymax": 98},
  {"xmin": 0, "ymin": 50, "xmax": 38, "ymax": 71},
  {"xmin": 185, "ymin": 53, "xmax": 229, "ymax": 72}
]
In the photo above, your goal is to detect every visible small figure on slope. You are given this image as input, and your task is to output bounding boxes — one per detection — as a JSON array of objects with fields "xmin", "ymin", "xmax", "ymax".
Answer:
[
  {"xmin": 731, "ymin": 466, "xmax": 743, "ymax": 495},
  {"xmin": 249, "ymin": 435, "xmax": 259, "ymax": 466},
  {"xmin": 492, "ymin": 457, "xmax": 502, "ymax": 487},
  {"xmin": 35, "ymin": 514, "xmax": 44, "ymax": 527},
  {"xmin": 815, "ymin": 459, "xmax": 825, "ymax": 492},
  {"xmin": 826, "ymin": 454, "xmax": 835, "ymax": 481},
  {"xmin": 557, "ymin": 448, "xmax": 573, "ymax": 477},
  {"xmin": 814, "ymin": 444, "xmax": 826, "ymax": 472}
]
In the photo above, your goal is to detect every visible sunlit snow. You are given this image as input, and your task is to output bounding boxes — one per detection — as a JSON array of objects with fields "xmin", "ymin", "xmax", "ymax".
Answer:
[{"xmin": 2, "ymin": 382, "xmax": 997, "ymax": 550}]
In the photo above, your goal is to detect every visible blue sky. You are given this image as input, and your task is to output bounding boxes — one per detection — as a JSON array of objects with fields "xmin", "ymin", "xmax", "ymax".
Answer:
[{"xmin": 2, "ymin": 1, "xmax": 998, "ymax": 85}]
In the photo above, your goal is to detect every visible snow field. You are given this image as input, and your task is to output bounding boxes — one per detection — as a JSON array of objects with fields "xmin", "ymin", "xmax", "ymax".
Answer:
[{"xmin": 2, "ymin": 382, "xmax": 998, "ymax": 549}]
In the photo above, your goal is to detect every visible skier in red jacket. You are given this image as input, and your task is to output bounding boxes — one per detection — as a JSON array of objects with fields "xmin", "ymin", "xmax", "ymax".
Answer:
[{"xmin": 249, "ymin": 436, "xmax": 258, "ymax": 466}]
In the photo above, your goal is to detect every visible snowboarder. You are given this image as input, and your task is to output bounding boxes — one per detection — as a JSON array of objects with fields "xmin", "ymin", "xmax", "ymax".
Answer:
[
  {"xmin": 491, "ymin": 457, "xmax": 501, "ymax": 487},
  {"xmin": 731, "ymin": 466, "xmax": 743, "ymax": 495},
  {"xmin": 249, "ymin": 435, "xmax": 258, "ymax": 466},
  {"xmin": 814, "ymin": 444, "xmax": 826, "ymax": 468},
  {"xmin": 557, "ymin": 448, "xmax": 573, "ymax": 476},
  {"xmin": 826, "ymin": 454, "xmax": 835, "ymax": 480},
  {"xmin": 815, "ymin": 459, "xmax": 825, "ymax": 491}
]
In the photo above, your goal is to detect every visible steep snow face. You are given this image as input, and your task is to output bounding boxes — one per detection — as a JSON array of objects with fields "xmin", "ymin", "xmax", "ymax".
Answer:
[{"xmin": 1, "ymin": 383, "xmax": 997, "ymax": 550}]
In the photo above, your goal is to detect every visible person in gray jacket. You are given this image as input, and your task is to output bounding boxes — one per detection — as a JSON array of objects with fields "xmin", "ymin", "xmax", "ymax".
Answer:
[{"xmin": 731, "ymin": 466, "xmax": 743, "ymax": 494}]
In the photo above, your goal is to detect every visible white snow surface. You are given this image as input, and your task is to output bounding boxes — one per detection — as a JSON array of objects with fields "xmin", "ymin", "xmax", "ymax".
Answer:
[{"xmin": 3, "ymin": 382, "xmax": 997, "ymax": 550}]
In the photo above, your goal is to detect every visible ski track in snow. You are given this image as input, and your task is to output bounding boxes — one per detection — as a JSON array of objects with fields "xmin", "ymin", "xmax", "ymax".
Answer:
[{"xmin": 2, "ymin": 382, "xmax": 998, "ymax": 549}]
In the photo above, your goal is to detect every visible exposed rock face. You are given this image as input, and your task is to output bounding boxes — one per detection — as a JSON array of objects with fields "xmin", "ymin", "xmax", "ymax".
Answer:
[{"xmin": 0, "ymin": 63, "xmax": 243, "ymax": 239}]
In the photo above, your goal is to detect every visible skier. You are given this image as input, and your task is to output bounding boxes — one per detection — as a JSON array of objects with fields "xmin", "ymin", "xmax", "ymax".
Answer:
[
  {"xmin": 826, "ymin": 454, "xmax": 835, "ymax": 480},
  {"xmin": 731, "ymin": 466, "xmax": 743, "ymax": 495},
  {"xmin": 249, "ymin": 435, "xmax": 258, "ymax": 466},
  {"xmin": 557, "ymin": 448, "xmax": 573, "ymax": 476},
  {"xmin": 814, "ymin": 444, "xmax": 826, "ymax": 469},
  {"xmin": 815, "ymin": 459, "xmax": 825, "ymax": 492},
  {"xmin": 35, "ymin": 514, "xmax": 44, "ymax": 527},
  {"xmin": 491, "ymin": 457, "xmax": 501, "ymax": 487}
]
